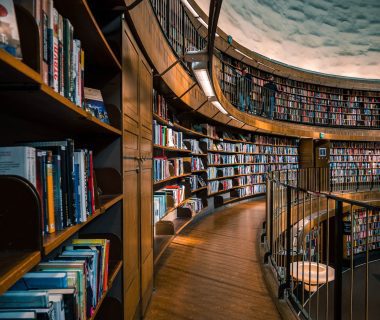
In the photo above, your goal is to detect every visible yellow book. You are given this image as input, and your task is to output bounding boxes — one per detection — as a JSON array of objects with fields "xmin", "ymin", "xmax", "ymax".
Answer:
[{"xmin": 46, "ymin": 151, "xmax": 56, "ymax": 233}]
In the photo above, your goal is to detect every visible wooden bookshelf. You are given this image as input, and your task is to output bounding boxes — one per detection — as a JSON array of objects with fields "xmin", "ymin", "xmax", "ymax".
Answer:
[
  {"xmin": 153, "ymin": 144, "xmax": 192, "ymax": 153},
  {"xmin": 43, "ymin": 194, "xmax": 123, "ymax": 255},
  {"xmin": 0, "ymin": 251, "xmax": 41, "ymax": 295},
  {"xmin": 89, "ymin": 260, "xmax": 123, "ymax": 320},
  {"xmin": 153, "ymin": 173, "xmax": 192, "ymax": 186},
  {"xmin": 192, "ymin": 186, "xmax": 207, "ymax": 193}
]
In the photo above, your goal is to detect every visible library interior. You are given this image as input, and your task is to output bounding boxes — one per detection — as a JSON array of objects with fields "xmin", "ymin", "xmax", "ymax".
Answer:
[{"xmin": 0, "ymin": 0, "xmax": 379, "ymax": 319}]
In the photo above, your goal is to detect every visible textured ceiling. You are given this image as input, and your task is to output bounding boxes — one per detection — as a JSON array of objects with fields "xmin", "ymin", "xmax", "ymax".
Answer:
[{"xmin": 195, "ymin": 0, "xmax": 380, "ymax": 79}]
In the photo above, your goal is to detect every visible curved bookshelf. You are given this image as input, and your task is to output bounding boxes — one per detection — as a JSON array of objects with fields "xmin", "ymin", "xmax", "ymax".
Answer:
[{"xmin": 153, "ymin": 173, "xmax": 192, "ymax": 186}]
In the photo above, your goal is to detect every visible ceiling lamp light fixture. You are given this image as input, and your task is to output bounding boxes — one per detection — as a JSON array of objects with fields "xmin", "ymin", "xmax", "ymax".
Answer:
[
  {"xmin": 192, "ymin": 61, "xmax": 215, "ymax": 97},
  {"xmin": 211, "ymin": 100, "xmax": 228, "ymax": 115},
  {"xmin": 185, "ymin": 50, "xmax": 228, "ymax": 115}
]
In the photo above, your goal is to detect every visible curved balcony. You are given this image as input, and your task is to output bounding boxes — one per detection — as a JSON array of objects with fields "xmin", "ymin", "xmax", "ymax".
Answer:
[{"xmin": 265, "ymin": 168, "xmax": 380, "ymax": 319}]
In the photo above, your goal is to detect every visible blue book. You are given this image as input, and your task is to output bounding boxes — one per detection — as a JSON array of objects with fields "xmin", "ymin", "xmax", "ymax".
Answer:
[
  {"xmin": 73, "ymin": 163, "xmax": 80, "ymax": 224},
  {"xmin": 11, "ymin": 272, "xmax": 68, "ymax": 290},
  {"xmin": 0, "ymin": 310, "xmax": 37, "ymax": 319},
  {"xmin": 52, "ymin": 155, "xmax": 63, "ymax": 231},
  {"xmin": 0, "ymin": 291, "xmax": 49, "ymax": 309}
]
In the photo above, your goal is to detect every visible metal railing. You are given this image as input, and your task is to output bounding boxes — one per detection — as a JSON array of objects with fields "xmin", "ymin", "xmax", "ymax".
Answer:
[{"xmin": 264, "ymin": 168, "xmax": 380, "ymax": 320}]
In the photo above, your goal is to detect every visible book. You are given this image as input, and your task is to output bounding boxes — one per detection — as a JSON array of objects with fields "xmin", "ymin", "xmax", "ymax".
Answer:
[
  {"xmin": 11, "ymin": 272, "xmax": 68, "ymax": 290},
  {"xmin": 0, "ymin": 0, "xmax": 22, "ymax": 58},
  {"xmin": 0, "ymin": 310, "xmax": 37, "ymax": 319},
  {"xmin": 45, "ymin": 151, "xmax": 55, "ymax": 233},
  {"xmin": 84, "ymin": 87, "xmax": 110, "ymax": 124},
  {"xmin": 0, "ymin": 146, "xmax": 36, "ymax": 187}
]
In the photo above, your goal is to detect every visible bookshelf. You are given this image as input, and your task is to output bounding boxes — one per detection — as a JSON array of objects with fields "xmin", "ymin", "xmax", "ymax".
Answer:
[
  {"xmin": 330, "ymin": 141, "xmax": 380, "ymax": 191},
  {"xmin": 218, "ymin": 53, "xmax": 380, "ymax": 129},
  {"xmin": 152, "ymin": 90, "xmax": 299, "ymax": 255},
  {"xmin": 0, "ymin": 1, "xmax": 137, "ymax": 319},
  {"xmin": 344, "ymin": 208, "xmax": 380, "ymax": 258},
  {"xmin": 153, "ymin": 91, "xmax": 209, "ymax": 262}
]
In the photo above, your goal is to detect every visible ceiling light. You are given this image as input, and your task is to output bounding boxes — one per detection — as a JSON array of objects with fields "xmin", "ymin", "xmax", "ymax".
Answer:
[
  {"xmin": 192, "ymin": 62, "xmax": 215, "ymax": 97},
  {"xmin": 211, "ymin": 101, "xmax": 228, "ymax": 114}
]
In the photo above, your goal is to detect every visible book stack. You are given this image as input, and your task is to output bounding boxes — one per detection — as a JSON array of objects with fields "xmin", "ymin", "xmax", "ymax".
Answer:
[
  {"xmin": 0, "ymin": 141, "xmax": 96, "ymax": 235},
  {"xmin": 0, "ymin": 238, "xmax": 110, "ymax": 319},
  {"xmin": 184, "ymin": 139, "xmax": 203, "ymax": 154},
  {"xmin": 153, "ymin": 120, "xmax": 185, "ymax": 149},
  {"xmin": 16, "ymin": 0, "xmax": 85, "ymax": 107}
]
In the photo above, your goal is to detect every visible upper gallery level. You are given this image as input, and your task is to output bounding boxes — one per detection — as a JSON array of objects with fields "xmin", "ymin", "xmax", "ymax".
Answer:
[{"xmin": 125, "ymin": 0, "xmax": 380, "ymax": 140}]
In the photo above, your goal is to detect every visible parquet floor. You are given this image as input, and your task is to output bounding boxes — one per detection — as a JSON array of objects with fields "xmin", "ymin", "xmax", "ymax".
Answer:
[{"xmin": 144, "ymin": 199, "xmax": 282, "ymax": 320}]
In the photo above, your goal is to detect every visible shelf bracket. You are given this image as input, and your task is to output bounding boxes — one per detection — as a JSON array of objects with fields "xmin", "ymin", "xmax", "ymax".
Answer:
[{"xmin": 154, "ymin": 59, "xmax": 181, "ymax": 78}]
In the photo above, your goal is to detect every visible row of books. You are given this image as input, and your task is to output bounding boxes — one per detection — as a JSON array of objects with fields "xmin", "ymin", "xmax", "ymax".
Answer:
[
  {"xmin": 16, "ymin": 0, "xmax": 84, "ymax": 106},
  {"xmin": 330, "ymin": 155, "xmax": 380, "ymax": 162},
  {"xmin": 181, "ymin": 197, "xmax": 204, "ymax": 215},
  {"xmin": 153, "ymin": 121, "xmax": 185, "ymax": 149},
  {"xmin": 153, "ymin": 157, "xmax": 170, "ymax": 182},
  {"xmin": 234, "ymin": 184, "xmax": 266, "ymax": 197},
  {"xmin": 207, "ymin": 167, "xmax": 235, "ymax": 180},
  {"xmin": 235, "ymin": 175, "xmax": 264, "ymax": 185},
  {"xmin": 344, "ymin": 209, "xmax": 380, "ymax": 256},
  {"xmin": 0, "ymin": 1, "xmax": 110, "ymax": 124},
  {"xmin": 191, "ymin": 157, "xmax": 205, "ymax": 171},
  {"xmin": 153, "ymin": 89, "xmax": 169, "ymax": 120},
  {"xmin": 0, "ymin": 141, "xmax": 95, "ymax": 234},
  {"xmin": 184, "ymin": 139, "xmax": 205, "ymax": 155},
  {"xmin": 220, "ymin": 57, "xmax": 380, "ymax": 102},
  {"xmin": 153, "ymin": 185, "xmax": 186, "ymax": 223},
  {"xmin": 208, "ymin": 179, "xmax": 233, "ymax": 195},
  {"xmin": 0, "ymin": 238, "xmax": 110, "ymax": 319},
  {"xmin": 186, "ymin": 175, "xmax": 206, "ymax": 192}
]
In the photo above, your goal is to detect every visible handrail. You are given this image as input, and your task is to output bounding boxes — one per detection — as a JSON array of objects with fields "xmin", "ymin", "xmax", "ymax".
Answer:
[{"xmin": 265, "ymin": 168, "xmax": 380, "ymax": 319}]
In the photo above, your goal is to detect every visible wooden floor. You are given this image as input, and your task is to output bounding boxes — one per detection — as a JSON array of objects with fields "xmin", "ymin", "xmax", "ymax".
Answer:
[{"xmin": 144, "ymin": 198, "xmax": 282, "ymax": 320}]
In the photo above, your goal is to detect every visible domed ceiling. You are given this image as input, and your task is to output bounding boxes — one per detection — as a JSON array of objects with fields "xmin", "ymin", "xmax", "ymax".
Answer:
[{"xmin": 194, "ymin": 0, "xmax": 380, "ymax": 79}]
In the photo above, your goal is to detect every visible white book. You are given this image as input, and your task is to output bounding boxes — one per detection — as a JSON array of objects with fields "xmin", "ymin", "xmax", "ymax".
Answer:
[
  {"xmin": 49, "ymin": 294, "xmax": 65, "ymax": 320},
  {"xmin": 0, "ymin": 146, "xmax": 36, "ymax": 187},
  {"xmin": 52, "ymin": 8, "xmax": 59, "ymax": 92},
  {"xmin": 74, "ymin": 150, "xmax": 86, "ymax": 222}
]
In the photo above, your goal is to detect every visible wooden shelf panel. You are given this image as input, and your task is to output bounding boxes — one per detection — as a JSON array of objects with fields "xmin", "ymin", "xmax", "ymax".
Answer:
[
  {"xmin": 153, "ymin": 173, "xmax": 192, "ymax": 186},
  {"xmin": 154, "ymin": 235, "xmax": 174, "ymax": 265},
  {"xmin": 89, "ymin": 260, "xmax": 122, "ymax": 320},
  {"xmin": 0, "ymin": 251, "xmax": 41, "ymax": 295},
  {"xmin": 54, "ymin": 0, "xmax": 121, "ymax": 86},
  {"xmin": 191, "ymin": 186, "xmax": 207, "ymax": 193},
  {"xmin": 0, "ymin": 84, "xmax": 121, "ymax": 138},
  {"xmin": 153, "ymin": 144, "xmax": 192, "ymax": 153},
  {"xmin": 43, "ymin": 194, "xmax": 123, "ymax": 255},
  {"xmin": 0, "ymin": 50, "xmax": 41, "ymax": 84}
]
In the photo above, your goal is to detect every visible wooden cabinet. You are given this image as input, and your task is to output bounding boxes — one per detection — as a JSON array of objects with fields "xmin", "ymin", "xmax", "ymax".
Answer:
[{"xmin": 122, "ymin": 21, "xmax": 153, "ymax": 320}]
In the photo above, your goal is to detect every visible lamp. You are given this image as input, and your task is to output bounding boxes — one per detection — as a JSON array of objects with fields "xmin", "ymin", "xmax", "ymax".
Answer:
[
  {"xmin": 211, "ymin": 100, "xmax": 228, "ymax": 115},
  {"xmin": 185, "ymin": 51, "xmax": 228, "ymax": 115}
]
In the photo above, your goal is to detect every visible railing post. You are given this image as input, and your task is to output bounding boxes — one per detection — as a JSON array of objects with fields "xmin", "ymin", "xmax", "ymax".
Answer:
[
  {"xmin": 279, "ymin": 185, "xmax": 292, "ymax": 299},
  {"xmin": 264, "ymin": 179, "xmax": 273, "ymax": 263},
  {"xmin": 334, "ymin": 200, "xmax": 344, "ymax": 320}
]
